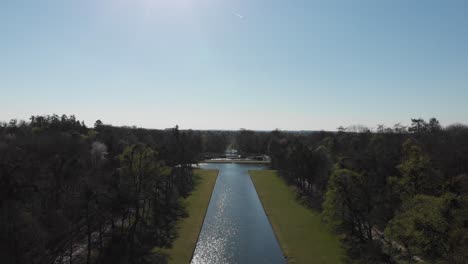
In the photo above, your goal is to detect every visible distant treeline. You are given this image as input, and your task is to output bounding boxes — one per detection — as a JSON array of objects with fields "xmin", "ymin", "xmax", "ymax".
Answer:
[
  {"xmin": 0, "ymin": 114, "xmax": 235, "ymax": 264},
  {"xmin": 2, "ymin": 115, "xmax": 468, "ymax": 264},
  {"xmin": 264, "ymin": 118, "xmax": 468, "ymax": 263}
]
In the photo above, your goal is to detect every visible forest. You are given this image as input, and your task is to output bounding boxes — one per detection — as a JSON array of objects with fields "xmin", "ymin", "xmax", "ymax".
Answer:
[
  {"xmin": 1, "ymin": 115, "xmax": 467, "ymax": 264},
  {"xmin": 0, "ymin": 115, "xmax": 230, "ymax": 264},
  {"xmin": 265, "ymin": 119, "xmax": 468, "ymax": 264}
]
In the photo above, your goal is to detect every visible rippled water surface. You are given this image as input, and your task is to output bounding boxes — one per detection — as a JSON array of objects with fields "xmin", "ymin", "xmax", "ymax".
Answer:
[{"xmin": 191, "ymin": 163, "xmax": 285, "ymax": 264}]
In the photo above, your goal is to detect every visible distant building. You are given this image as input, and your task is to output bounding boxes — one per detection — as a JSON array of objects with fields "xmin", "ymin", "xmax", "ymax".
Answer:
[{"xmin": 225, "ymin": 148, "xmax": 240, "ymax": 159}]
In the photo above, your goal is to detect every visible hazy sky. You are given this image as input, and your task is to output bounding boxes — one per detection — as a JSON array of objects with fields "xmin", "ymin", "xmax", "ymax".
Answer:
[{"xmin": 1, "ymin": 0, "xmax": 467, "ymax": 130}]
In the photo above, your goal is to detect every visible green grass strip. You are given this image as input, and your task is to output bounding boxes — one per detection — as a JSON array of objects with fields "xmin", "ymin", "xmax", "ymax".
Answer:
[
  {"xmin": 250, "ymin": 170, "xmax": 344, "ymax": 264},
  {"xmin": 156, "ymin": 169, "xmax": 218, "ymax": 264}
]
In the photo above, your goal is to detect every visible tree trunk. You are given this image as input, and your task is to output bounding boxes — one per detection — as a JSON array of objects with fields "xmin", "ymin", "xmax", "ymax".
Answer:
[
  {"xmin": 141, "ymin": 199, "xmax": 146, "ymax": 219},
  {"xmin": 86, "ymin": 203, "xmax": 91, "ymax": 264},
  {"xmin": 120, "ymin": 212, "xmax": 126, "ymax": 237},
  {"xmin": 69, "ymin": 223, "xmax": 73, "ymax": 264},
  {"xmin": 111, "ymin": 214, "xmax": 115, "ymax": 234},
  {"xmin": 98, "ymin": 221, "xmax": 103, "ymax": 257}
]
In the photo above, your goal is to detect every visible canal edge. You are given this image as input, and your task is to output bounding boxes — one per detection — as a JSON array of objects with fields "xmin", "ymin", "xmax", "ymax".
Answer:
[
  {"xmin": 189, "ymin": 169, "xmax": 220, "ymax": 263},
  {"xmin": 248, "ymin": 170, "xmax": 288, "ymax": 263}
]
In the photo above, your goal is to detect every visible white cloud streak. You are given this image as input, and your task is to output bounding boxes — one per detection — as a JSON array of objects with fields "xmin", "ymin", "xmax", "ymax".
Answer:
[{"xmin": 232, "ymin": 11, "xmax": 243, "ymax": 19}]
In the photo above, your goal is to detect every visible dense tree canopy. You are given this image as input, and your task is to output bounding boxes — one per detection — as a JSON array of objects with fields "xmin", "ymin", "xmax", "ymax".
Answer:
[
  {"xmin": 266, "ymin": 118, "xmax": 468, "ymax": 263},
  {"xmin": 0, "ymin": 115, "xmax": 227, "ymax": 264},
  {"xmin": 1, "ymin": 115, "xmax": 468, "ymax": 264}
]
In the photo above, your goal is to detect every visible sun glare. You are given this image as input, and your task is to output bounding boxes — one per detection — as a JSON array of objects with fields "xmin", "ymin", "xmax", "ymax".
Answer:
[
  {"xmin": 104, "ymin": 0, "xmax": 201, "ymax": 24},
  {"xmin": 139, "ymin": 0, "xmax": 194, "ymax": 11},
  {"xmin": 115, "ymin": 0, "xmax": 197, "ymax": 21}
]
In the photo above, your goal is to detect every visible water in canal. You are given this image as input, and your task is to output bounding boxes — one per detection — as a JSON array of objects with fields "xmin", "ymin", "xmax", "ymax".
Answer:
[{"xmin": 191, "ymin": 163, "xmax": 285, "ymax": 264}]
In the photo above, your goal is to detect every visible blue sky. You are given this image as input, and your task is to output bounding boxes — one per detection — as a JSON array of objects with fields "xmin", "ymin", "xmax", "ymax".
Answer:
[{"xmin": 1, "ymin": 0, "xmax": 467, "ymax": 130}]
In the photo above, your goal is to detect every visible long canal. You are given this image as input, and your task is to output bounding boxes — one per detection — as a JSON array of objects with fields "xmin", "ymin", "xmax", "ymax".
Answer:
[{"xmin": 191, "ymin": 163, "xmax": 285, "ymax": 264}]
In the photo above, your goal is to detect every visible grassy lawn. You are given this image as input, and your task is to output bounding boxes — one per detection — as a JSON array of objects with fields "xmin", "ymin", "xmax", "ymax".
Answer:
[
  {"xmin": 250, "ymin": 170, "xmax": 344, "ymax": 264},
  {"xmin": 155, "ymin": 169, "xmax": 218, "ymax": 264}
]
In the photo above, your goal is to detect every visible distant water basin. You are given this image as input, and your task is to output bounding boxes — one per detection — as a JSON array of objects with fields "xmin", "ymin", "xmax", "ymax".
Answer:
[{"xmin": 191, "ymin": 163, "xmax": 285, "ymax": 264}]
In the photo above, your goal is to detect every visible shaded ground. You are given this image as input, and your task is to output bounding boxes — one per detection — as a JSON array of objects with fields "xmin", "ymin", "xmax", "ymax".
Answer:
[
  {"xmin": 202, "ymin": 159, "xmax": 270, "ymax": 164},
  {"xmin": 154, "ymin": 169, "xmax": 218, "ymax": 264},
  {"xmin": 250, "ymin": 170, "xmax": 344, "ymax": 264}
]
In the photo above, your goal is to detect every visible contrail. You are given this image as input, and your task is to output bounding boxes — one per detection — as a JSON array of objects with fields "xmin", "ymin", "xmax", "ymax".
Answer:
[{"xmin": 232, "ymin": 11, "xmax": 243, "ymax": 19}]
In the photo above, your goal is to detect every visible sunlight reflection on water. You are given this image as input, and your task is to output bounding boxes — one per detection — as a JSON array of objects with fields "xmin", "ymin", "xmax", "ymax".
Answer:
[{"xmin": 191, "ymin": 163, "xmax": 285, "ymax": 264}]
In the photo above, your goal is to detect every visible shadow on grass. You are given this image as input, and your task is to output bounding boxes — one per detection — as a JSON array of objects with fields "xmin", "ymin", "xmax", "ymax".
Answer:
[{"xmin": 100, "ymin": 173, "xmax": 201, "ymax": 264}]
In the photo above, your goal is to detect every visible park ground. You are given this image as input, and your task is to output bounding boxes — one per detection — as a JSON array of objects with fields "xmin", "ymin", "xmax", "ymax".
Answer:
[
  {"xmin": 202, "ymin": 159, "xmax": 270, "ymax": 164},
  {"xmin": 154, "ymin": 169, "xmax": 218, "ymax": 264},
  {"xmin": 250, "ymin": 170, "xmax": 344, "ymax": 264}
]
